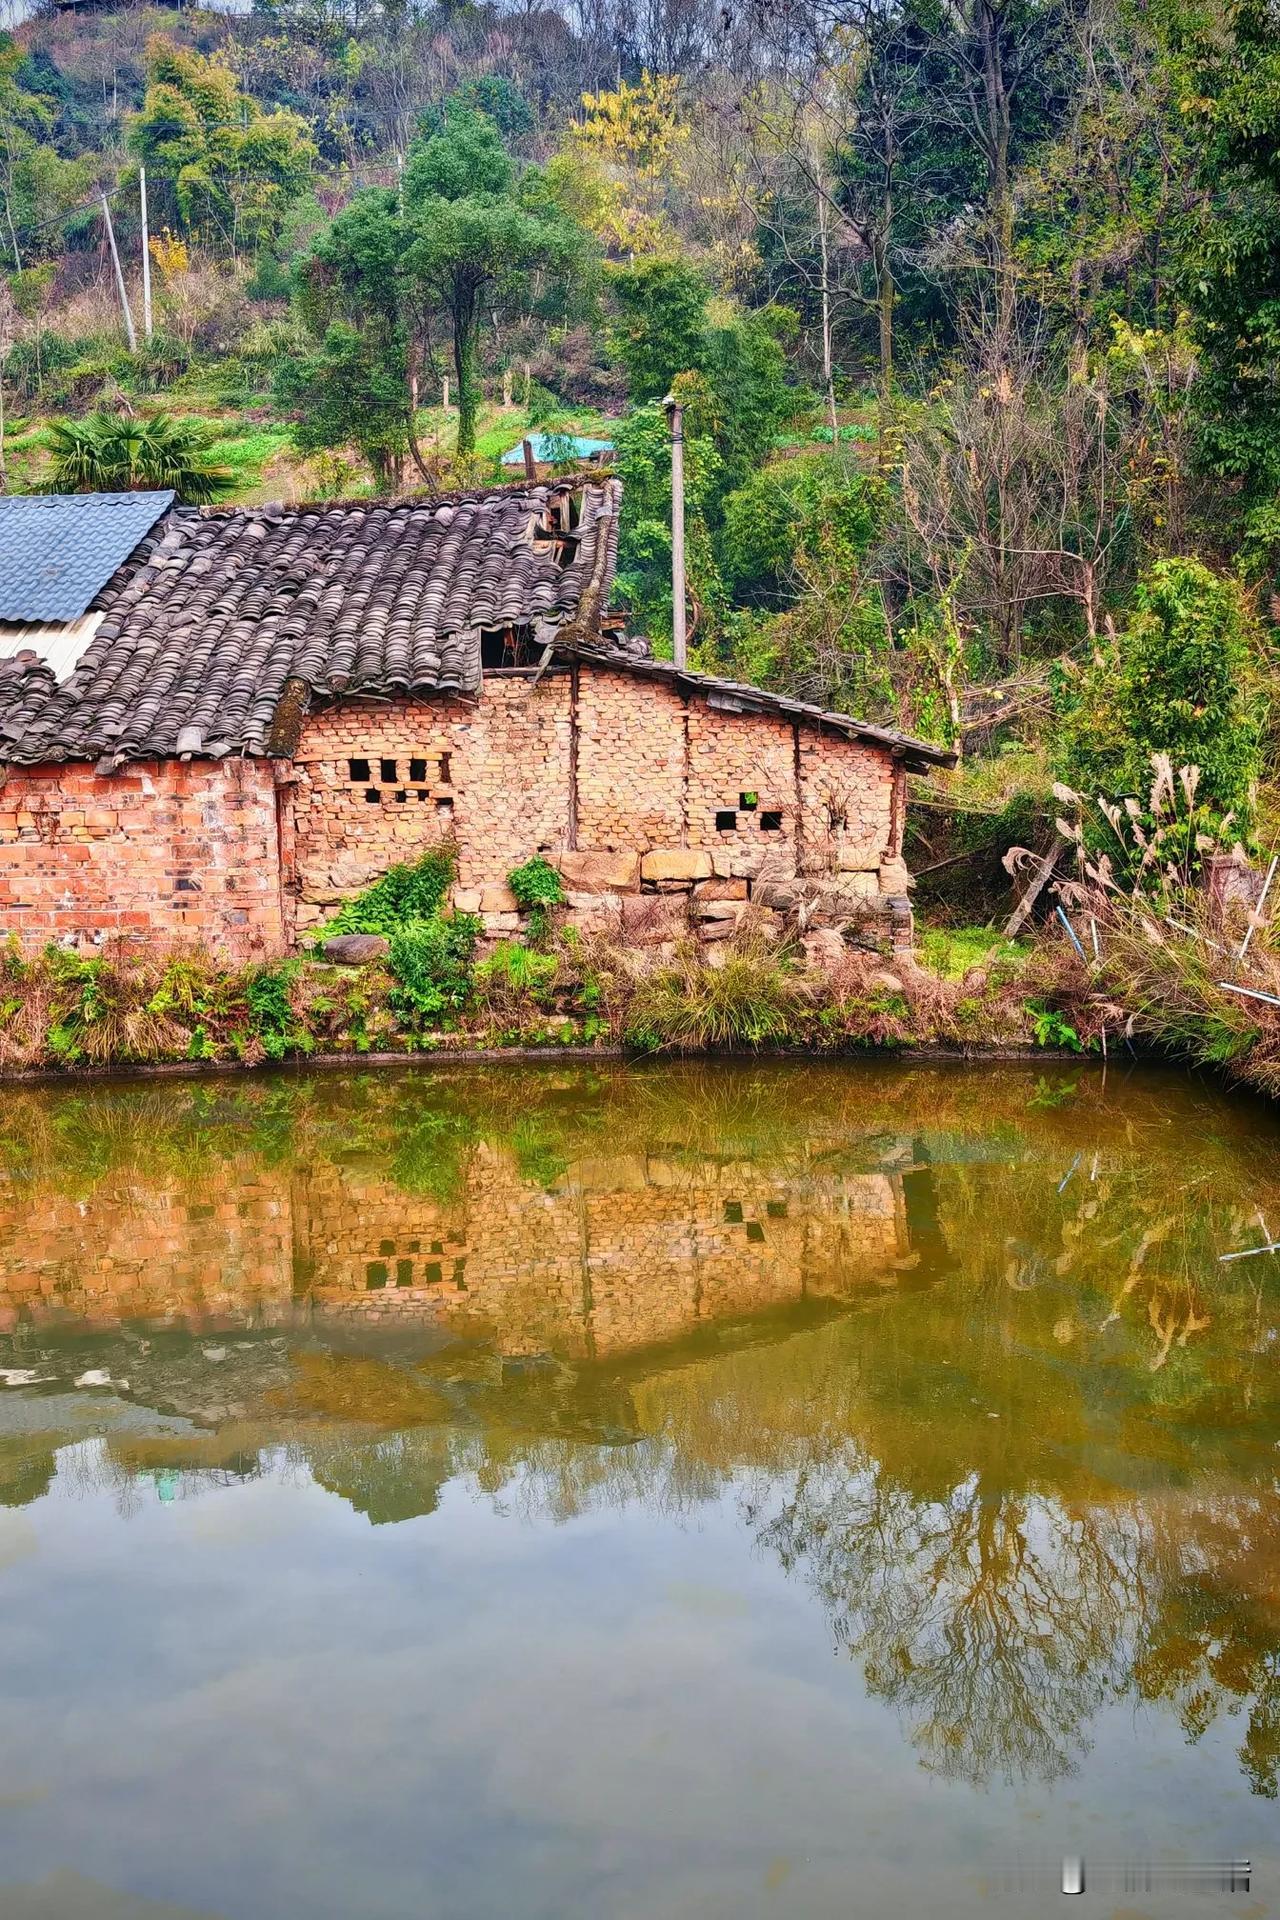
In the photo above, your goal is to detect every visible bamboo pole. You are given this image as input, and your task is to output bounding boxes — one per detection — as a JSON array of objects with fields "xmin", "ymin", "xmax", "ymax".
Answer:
[{"xmin": 102, "ymin": 193, "xmax": 137, "ymax": 354}]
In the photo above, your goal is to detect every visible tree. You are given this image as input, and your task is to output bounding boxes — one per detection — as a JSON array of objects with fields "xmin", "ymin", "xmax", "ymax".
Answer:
[
  {"xmin": 128, "ymin": 36, "xmax": 316, "ymax": 257},
  {"xmin": 283, "ymin": 186, "xmax": 415, "ymax": 489},
  {"xmin": 403, "ymin": 104, "xmax": 590, "ymax": 457},
  {"xmin": 1178, "ymin": 0, "xmax": 1280, "ymax": 528},
  {"xmin": 607, "ymin": 253, "xmax": 709, "ymax": 401},
  {"xmin": 46, "ymin": 411, "xmax": 234, "ymax": 503},
  {"xmin": 1054, "ymin": 556, "xmax": 1263, "ymax": 860},
  {"xmin": 0, "ymin": 39, "xmax": 93, "ymax": 272}
]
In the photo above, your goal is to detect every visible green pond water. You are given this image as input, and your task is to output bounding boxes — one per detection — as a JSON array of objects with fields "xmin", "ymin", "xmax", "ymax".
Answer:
[{"xmin": 1, "ymin": 1059, "xmax": 1280, "ymax": 1919}]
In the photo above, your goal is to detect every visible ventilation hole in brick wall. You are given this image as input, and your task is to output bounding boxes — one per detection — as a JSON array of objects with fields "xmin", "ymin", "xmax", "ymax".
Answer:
[
  {"xmin": 439, "ymin": 753, "xmax": 452, "ymax": 785},
  {"xmin": 766, "ymin": 1200, "xmax": 787, "ymax": 1218},
  {"xmin": 406, "ymin": 1240, "xmax": 420, "ymax": 1254},
  {"xmin": 745, "ymin": 1221, "xmax": 766, "ymax": 1244},
  {"xmin": 430, "ymin": 1239, "xmax": 443, "ymax": 1255},
  {"xmin": 348, "ymin": 758, "xmax": 370, "ymax": 782},
  {"xmin": 380, "ymin": 758, "xmax": 398, "ymax": 783},
  {"xmin": 378, "ymin": 1239, "xmax": 395, "ymax": 1256},
  {"xmin": 409, "ymin": 757, "xmax": 428, "ymax": 783},
  {"xmin": 394, "ymin": 789, "xmax": 408, "ymax": 804},
  {"xmin": 739, "ymin": 791, "xmax": 759, "ymax": 811},
  {"xmin": 447, "ymin": 1231, "xmax": 465, "ymax": 1247},
  {"xmin": 395, "ymin": 1258, "xmax": 414, "ymax": 1287},
  {"xmin": 416, "ymin": 789, "xmax": 430, "ymax": 802},
  {"xmin": 715, "ymin": 810, "xmax": 737, "ymax": 832},
  {"xmin": 364, "ymin": 788, "xmax": 381, "ymax": 804},
  {"xmin": 452, "ymin": 1258, "xmax": 467, "ymax": 1286},
  {"xmin": 760, "ymin": 810, "xmax": 783, "ymax": 832},
  {"xmin": 724, "ymin": 1200, "xmax": 743, "ymax": 1223},
  {"xmin": 365, "ymin": 1261, "xmax": 389, "ymax": 1290},
  {"xmin": 424, "ymin": 1261, "xmax": 443, "ymax": 1284},
  {"xmin": 436, "ymin": 797, "xmax": 454, "ymax": 814}
]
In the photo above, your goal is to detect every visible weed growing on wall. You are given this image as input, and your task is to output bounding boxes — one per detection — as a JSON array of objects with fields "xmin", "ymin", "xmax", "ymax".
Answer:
[
  {"xmin": 506, "ymin": 858, "xmax": 566, "ymax": 948},
  {"xmin": 319, "ymin": 848, "xmax": 458, "ymax": 940}
]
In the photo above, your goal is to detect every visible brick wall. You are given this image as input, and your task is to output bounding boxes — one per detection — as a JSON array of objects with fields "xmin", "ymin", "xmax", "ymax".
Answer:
[
  {"xmin": 291, "ymin": 665, "xmax": 904, "ymax": 941},
  {"xmin": 0, "ymin": 665, "xmax": 906, "ymax": 954},
  {"xmin": 0, "ymin": 758, "xmax": 283, "ymax": 953}
]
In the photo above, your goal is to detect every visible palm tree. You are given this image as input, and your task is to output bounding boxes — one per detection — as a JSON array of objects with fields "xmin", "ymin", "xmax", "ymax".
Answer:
[{"xmin": 46, "ymin": 411, "xmax": 234, "ymax": 504}]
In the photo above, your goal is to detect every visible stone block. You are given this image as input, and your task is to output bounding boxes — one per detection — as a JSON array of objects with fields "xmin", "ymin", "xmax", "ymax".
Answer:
[
  {"xmin": 319, "ymin": 934, "xmax": 390, "ymax": 966},
  {"xmin": 694, "ymin": 877, "xmax": 748, "ymax": 899},
  {"xmin": 452, "ymin": 888, "xmax": 482, "ymax": 914},
  {"xmin": 558, "ymin": 850, "xmax": 641, "ymax": 894},
  {"xmin": 693, "ymin": 898, "xmax": 745, "ymax": 923},
  {"xmin": 481, "ymin": 883, "xmax": 519, "ymax": 913},
  {"xmin": 802, "ymin": 929, "xmax": 848, "ymax": 973},
  {"xmin": 640, "ymin": 848, "xmax": 713, "ymax": 884},
  {"xmin": 836, "ymin": 844, "xmax": 882, "ymax": 873}
]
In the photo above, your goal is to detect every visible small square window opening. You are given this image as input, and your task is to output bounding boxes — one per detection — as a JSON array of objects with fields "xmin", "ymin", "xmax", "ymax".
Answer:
[
  {"xmin": 348, "ymin": 758, "xmax": 370, "ymax": 782},
  {"xmin": 409, "ymin": 757, "xmax": 428, "ymax": 783},
  {"xmin": 739, "ymin": 791, "xmax": 759, "ymax": 810},
  {"xmin": 715, "ymin": 810, "xmax": 737, "ymax": 832},
  {"xmin": 380, "ymin": 758, "xmax": 398, "ymax": 783},
  {"xmin": 761, "ymin": 810, "xmax": 783, "ymax": 832}
]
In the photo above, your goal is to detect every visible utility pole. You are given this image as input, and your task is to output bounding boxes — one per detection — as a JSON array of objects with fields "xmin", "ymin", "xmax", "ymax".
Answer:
[
  {"xmin": 139, "ymin": 168, "xmax": 153, "ymax": 342},
  {"xmin": 101, "ymin": 193, "xmax": 137, "ymax": 355},
  {"xmin": 664, "ymin": 392, "xmax": 686, "ymax": 670}
]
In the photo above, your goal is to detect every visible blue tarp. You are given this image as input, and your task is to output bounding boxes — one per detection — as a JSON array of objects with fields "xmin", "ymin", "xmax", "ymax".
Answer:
[{"xmin": 500, "ymin": 434, "xmax": 615, "ymax": 467}]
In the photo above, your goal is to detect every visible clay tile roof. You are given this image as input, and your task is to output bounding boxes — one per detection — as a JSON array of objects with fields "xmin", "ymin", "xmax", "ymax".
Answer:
[{"xmin": 0, "ymin": 477, "xmax": 621, "ymax": 767}]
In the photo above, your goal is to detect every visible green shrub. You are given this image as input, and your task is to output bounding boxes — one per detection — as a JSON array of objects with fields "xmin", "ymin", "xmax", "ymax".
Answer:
[
  {"xmin": 245, "ymin": 959, "xmax": 310, "ymax": 1060},
  {"xmin": 321, "ymin": 848, "xmax": 456, "ymax": 940},
  {"xmin": 387, "ymin": 913, "xmax": 481, "ymax": 1029},
  {"xmin": 1055, "ymin": 558, "xmax": 1263, "ymax": 868},
  {"xmin": 507, "ymin": 856, "xmax": 565, "ymax": 946}
]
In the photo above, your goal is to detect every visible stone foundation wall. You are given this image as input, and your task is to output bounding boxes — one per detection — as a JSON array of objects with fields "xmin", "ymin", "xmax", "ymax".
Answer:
[{"xmin": 0, "ymin": 758, "xmax": 283, "ymax": 954}]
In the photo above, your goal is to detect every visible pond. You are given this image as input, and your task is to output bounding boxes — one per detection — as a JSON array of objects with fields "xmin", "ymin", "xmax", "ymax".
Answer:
[{"xmin": 1, "ymin": 1059, "xmax": 1279, "ymax": 1919}]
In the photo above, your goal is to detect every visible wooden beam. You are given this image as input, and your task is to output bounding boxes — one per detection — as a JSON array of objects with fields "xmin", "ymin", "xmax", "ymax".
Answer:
[{"xmin": 1005, "ymin": 836, "xmax": 1070, "ymax": 937}]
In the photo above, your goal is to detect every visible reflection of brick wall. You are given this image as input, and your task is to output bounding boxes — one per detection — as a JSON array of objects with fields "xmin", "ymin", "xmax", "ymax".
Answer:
[
  {"xmin": 294, "ymin": 1149, "xmax": 913, "ymax": 1357},
  {"xmin": 0, "ymin": 1177, "xmax": 292, "ymax": 1336},
  {"xmin": 0, "ymin": 759, "xmax": 283, "ymax": 953},
  {"xmin": 0, "ymin": 1145, "xmax": 914, "ymax": 1356}
]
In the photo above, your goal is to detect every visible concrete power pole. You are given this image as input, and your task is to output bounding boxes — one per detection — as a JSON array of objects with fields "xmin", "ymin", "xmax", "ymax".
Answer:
[
  {"xmin": 664, "ymin": 393, "xmax": 686, "ymax": 670},
  {"xmin": 139, "ymin": 167, "xmax": 153, "ymax": 342},
  {"xmin": 101, "ymin": 193, "xmax": 137, "ymax": 355}
]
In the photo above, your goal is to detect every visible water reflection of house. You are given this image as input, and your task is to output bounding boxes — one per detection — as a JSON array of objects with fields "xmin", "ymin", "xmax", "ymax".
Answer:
[
  {"xmin": 292, "ymin": 1150, "xmax": 921, "ymax": 1359},
  {"xmin": 0, "ymin": 1140, "xmax": 930, "ymax": 1363}
]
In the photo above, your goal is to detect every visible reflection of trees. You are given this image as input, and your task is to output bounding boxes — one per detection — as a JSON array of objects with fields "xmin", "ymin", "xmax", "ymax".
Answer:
[
  {"xmin": 1133, "ymin": 1489, "xmax": 1280, "ymax": 1798},
  {"xmin": 758, "ymin": 1458, "xmax": 1137, "ymax": 1783},
  {"xmin": 7, "ymin": 1059, "xmax": 1280, "ymax": 1796}
]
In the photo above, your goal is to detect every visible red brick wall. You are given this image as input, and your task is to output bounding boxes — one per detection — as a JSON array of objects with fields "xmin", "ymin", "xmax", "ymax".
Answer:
[
  {"xmin": 0, "ymin": 667, "xmax": 904, "ymax": 953},
  {"xmin": 0, "ymin": 758, "xmax": 284, "ymax": 953}
]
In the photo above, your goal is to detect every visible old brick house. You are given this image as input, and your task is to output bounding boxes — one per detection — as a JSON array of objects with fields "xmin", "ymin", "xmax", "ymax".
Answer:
[{"xmin": 0, "ymin": 477, "xmax": 953, "ymax": 955}]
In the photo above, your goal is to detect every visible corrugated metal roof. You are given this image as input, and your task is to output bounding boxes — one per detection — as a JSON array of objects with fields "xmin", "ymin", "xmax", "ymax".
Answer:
[
  {"xmin": 0, "ymin": 491, "xmax": 174, "ymax": 623},
  {"xmin": 0, "ymin": 612, "xmax": 106, "ymax": 683}
]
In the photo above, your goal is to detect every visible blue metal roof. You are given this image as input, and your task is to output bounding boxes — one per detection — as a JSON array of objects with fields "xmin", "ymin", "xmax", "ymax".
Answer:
[
  {"xmin": 0, "ymin": 491, "xmax": 174, "ymax": 624},
  {"xmin": 501, "ymin": 434, "xmax": 614, "ymax": 466}
]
